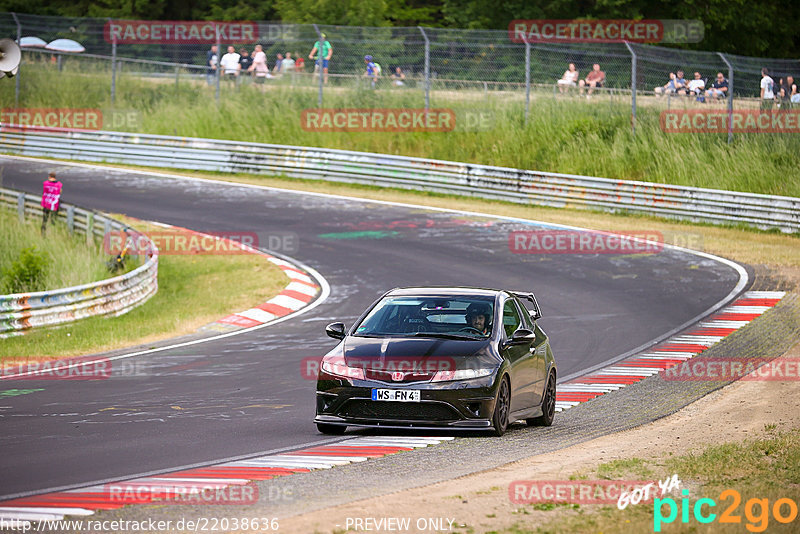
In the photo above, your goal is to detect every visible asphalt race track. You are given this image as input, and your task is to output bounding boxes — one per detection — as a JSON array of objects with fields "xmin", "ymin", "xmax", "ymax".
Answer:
[{"xmin": 0, "ymin": 157, "xmax": 743, "ymax": 499}]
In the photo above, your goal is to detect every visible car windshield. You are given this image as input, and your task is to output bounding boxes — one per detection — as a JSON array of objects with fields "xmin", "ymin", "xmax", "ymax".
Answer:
[{"xmin": 354, "ymin": 296, "xmax": 494, "ymax": 339}]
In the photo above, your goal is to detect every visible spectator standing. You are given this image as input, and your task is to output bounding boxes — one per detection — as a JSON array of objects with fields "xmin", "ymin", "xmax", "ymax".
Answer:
[
  {"xmin": 41, "ymin": 172, "xmax": 62, "ymax": 236},
  {"xmin": 557, "ymin": 63, "xmax": 579, "ymax": 93},
  {"xmin": 579, "ymin": 63, "xmax": 605, "ymax": 96},
  {"xmin": 705, "ymin": 72, "xmax": 729, "ymax": 99},
  {"xmin": 219, "ymin": 46, "xmax": 241, "ymax": 79},
  {"xmin": 239, "ymin": 48, "xmax": 253, "ymax": 78},
  {"xmin": 282, "ymin": 52, "xmax": 296, "ymax": 73},
  {"xmin": 294, "ymin": 52, "xmax": 305, "ymax": 72},
  {"xmin": 654, "ymin": 72, "xmax": 677, "ymax": 96},
  {"xmin": 206, "ymin": 44, "xmax": 218, "ymax": 85},
  {"xmin": 364, "ymin": 55, "xmax": 379, "ymax": 88},
  {"xmin": 249, "ymin": 44, "xmax": 270, "ymax": 84},
  {"xmin": 309, "ymin": 33, "xmax": 333, "ymax": 84},
  {"xmin": 273, "ymin": 53, "xmax": 283, "ymax": 76},
  {"xmin": 391, "ymin": 67, "xmax": 406, "ymax": 86},
  {"xmin": 760, "ymin": 67, "xmax": 775, "ymax": 110}
]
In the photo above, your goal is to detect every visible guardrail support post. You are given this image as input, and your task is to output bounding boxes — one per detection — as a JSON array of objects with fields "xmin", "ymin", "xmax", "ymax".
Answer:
[
  {"xmin": 16, "ymin": 193, "xmax": 25, "ymax": 222},
  {"xmin": 66, "ymin": 205, "xmax": 75, "ymax": 234},
  {"xmin": 623, "ymin": 41, "xmax": 636, "ymax": 136},
  {"xmin": 103, "ymin": 219, "xmax": 112, "ymax": 241},
  {"xmin": 11, "ymin": 12, "xmax": 20, "ymax": 107},
  {"xmin": 418, "ymin": 27, "xmax": 430, "ymax": 111},
  {"xmin": 86, "ymin": 213, "xmax": 94, "ymax": 245},
  {"xmin": 717, "ymin": 52, "xmax": 734, "ymax": 144}
]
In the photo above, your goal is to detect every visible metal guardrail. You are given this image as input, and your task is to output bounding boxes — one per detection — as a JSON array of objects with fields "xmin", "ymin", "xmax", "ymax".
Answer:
[
  {"xmin": 0, "ymin": 186, "xmax": 158, "ymax": 335},
  {"xmin": 1, "ymin": 127, "xmax": 798, "ymax": 232}
]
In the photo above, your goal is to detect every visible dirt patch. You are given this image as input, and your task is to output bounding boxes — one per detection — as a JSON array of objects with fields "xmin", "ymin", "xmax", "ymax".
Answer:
[{"xmin": 280, "ymin": 342, "xmax": 800, "ymax": 534}]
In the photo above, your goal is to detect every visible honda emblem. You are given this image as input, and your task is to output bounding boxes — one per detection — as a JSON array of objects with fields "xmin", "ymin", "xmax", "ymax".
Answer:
[{"xmin": 392, "ymin": 372, "xmax": 404, "ymax": 381}]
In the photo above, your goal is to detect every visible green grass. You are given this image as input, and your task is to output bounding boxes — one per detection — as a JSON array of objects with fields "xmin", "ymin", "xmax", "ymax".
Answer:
[
  {"xmin": 506, "ymin": 428, "xmax": 800, "ymax": 533},
  {"xmin": 4, "ymin": 60, "xmax": 800, "ymax": 198},
  {"xmin": 0, "ymin": 217, "xmax": 289, "ymax": 361},
  {"xmin": 0, "ymin": 208, "xmax": 123, "ymax": 293}
]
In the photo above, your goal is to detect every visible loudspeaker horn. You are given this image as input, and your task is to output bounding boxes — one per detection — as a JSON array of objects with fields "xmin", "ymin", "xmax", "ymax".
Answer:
[{"xmin": 0, "ymin": 38, "xmax": 22, "ymax": 79}]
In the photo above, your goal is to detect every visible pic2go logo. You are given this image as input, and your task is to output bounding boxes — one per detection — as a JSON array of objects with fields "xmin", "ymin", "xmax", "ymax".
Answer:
[{"xmin": 654, "ymin": 489, "xmax": 798, "ymax": 532}]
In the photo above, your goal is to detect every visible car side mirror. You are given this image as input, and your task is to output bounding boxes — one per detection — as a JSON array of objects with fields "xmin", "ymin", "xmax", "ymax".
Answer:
[
  {"xmin": 530, "ymin": 309, "xmax": 542, "ymax": 321},
  {"xmin": 505, "ymin": 328, "xmax": 535, "ymax": 346},
  {"xmin": 325, "ymin": 322, "xmax": 346, "ymax": 340}
]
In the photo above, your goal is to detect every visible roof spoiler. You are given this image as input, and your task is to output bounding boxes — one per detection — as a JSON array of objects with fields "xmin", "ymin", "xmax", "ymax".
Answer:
[{"xmin": 510, "ymin": 291, "xmax": 542, "ymax": 320}]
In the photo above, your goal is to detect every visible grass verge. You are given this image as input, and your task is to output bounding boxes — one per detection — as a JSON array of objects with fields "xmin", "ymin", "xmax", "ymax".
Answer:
[
  {"xmin": 0, "ymin": 207, "xmax": 125, "ymax": 293},
  {"xmin": 507, "ymin": 427, "xmax": 800, "ymax": 533},
  {"xmin": 0, "ymin": 216, "xmax": 289, "ymax": 362},
  {"xmin": 4, "ymin": 63, "xmax": 800, "ymax": 197}
]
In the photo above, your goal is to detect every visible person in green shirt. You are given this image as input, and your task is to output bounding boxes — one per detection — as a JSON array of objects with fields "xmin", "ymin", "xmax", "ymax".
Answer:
[{"xmin": 309, "ymin": 33, "xmax": 333, "ymax": 84}]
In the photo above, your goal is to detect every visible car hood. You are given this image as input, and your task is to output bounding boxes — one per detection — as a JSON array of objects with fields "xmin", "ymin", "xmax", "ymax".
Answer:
[{"xmin": 343, "ymin": 335, "xmax": 497, "ymax": 378}]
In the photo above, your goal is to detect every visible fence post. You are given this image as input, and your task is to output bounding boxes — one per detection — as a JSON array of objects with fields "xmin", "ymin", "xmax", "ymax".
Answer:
[
  {"xmin": 313, "ymin": 24, "xmax": 324, "ymax": 108},
  {"xmin": 717, "ymin": 52, "xmax": 734, "ymax": 144},
  {"xmin": 86, "ymin": 212, "xmax": 94, "ymax": 245},
  {"xmin": 66, "ymin": 205, "xmax": 75, "ymax": 234},
  {"xmin": 11, "ymin": 12, "xmax": 20, "ymax": 107},
  {"xmin": 215, "ymin": 23, "xmax": 221, "ymax": 103},
  {"xmin": 109, "ymin": 18, "xmax": 117, "ymax": 104},
  {"xmin": 17, "ymin": 193, "xmax": 25, "ymax": 223},
  {"xmin": 524, "ymin": 36, "xmax": 530, "ymax": 124},
  {"xmin": 418, "ymin": 27, "xmax": 430, "ymax": 111},
  {"xmin": 623, "ymin": 41, "xmax": 636, "ymax": 136}
]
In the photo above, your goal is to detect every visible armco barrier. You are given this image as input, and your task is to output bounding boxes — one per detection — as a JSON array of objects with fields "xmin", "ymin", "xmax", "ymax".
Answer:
[
  {"xmin": 0, "ymin": 127, "xmax": 798, "ymax": 232},
  {"xmin": 0, "ymin": 186, "xmax": 158, "ymax": 335}
]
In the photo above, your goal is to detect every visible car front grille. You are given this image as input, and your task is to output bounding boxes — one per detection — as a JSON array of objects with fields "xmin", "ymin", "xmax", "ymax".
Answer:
[
  {"xmin": 341, "ymin": 400, "xmax": 458, "ymax": 421},
  {"xmin": 364, "ymin": 368, "xmax": 434, "ymax": 383}
]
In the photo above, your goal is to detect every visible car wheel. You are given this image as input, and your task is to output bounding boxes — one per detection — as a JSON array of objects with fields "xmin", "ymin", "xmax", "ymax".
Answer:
[
  {"xmin": 527, "ymin": 372, "xmax": 556, "ymax": 427},
  {"xmin": 491, "ymin": 376, "xmax": 511, "ymax": 436},
  {"xmin": 316, "ymin": 423, "xmax": 346, "ymax": 435}
]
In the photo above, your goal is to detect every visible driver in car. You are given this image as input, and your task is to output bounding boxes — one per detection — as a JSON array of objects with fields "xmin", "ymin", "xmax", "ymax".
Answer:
[{"xmin": 464, "ymin": 302, "xmax": 492, "ymax": 335}]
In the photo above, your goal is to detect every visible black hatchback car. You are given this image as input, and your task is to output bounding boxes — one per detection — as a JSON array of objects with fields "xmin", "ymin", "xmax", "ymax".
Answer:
[{"xmin": 314, "ymin": 287, "xmax": 556, "ymax": 436}]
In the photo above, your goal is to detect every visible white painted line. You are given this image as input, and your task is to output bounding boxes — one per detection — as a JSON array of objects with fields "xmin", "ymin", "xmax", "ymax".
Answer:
[
  {"xmin": 268, "ymin": 294, "xmax": 307, "ymax": 311},
  {"xmin": 640, "ymin": 351, "xmax": 697, "ymax": 358},
  {"xmin": 699, "ymin": 320, "xmax": 749, "ymax": 329},
  {"xmin": 0, "ymin": 510, "xmax": 64, "ymax": 521},
  {"xmin": 743, "ymin": 291, "xmax": 786, "ymax": 299},
  {"xmin": 276, "ymin": 454, "xmax": 369, "ymax": 463},
  {"xmin": 722, "ymin": 305, "xmax": 773, "ymax": 314},
  {"xmin": 237, "ymin": 308, "xmax": 277, "ymax": 323},
  {"xmin": 669, "ymin": 335, "xmax": 725, "ymax": 344},
  {"xmin": 286, "ymin": 281, "xmax": 319, "ymax": 296}
]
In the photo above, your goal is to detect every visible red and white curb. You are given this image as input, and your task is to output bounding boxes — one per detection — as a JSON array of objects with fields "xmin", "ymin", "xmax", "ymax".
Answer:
[
  {"xmin": 142, "ymin": 221, "xmax": 322, "ymax": 331},
  {"xmin": 214, "ymin": 255, "xmax": 321, "ymax": 330},
  {"xmin": 0, "ymin": 437, "xmax": 453, "ymax": 525},
  {"xmin": 555, "ymin": 290, "xmax": 788, "ymax": 412}
]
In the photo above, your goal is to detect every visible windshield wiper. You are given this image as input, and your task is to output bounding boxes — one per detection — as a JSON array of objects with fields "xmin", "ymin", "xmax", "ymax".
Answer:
[{"xmin": 411, "ymin": 332, "xmax": 479, "ymax": 341}]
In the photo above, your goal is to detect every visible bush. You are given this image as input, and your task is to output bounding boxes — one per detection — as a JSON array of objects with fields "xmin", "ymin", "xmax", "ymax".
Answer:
[{"xmin": 2, "ymin": 247, "xmax": 50, "ymax": 294}]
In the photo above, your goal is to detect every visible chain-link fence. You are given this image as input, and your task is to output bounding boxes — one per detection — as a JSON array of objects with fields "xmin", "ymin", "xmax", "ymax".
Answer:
[{"xmin": 1, "ymin": 12, "xmax": 799, "ymax": 139}]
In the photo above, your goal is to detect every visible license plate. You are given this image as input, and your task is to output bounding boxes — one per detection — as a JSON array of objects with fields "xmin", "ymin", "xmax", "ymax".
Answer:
[{"xmin": 371, "ymin": 389, "xmax": 421, "ymax": 402}]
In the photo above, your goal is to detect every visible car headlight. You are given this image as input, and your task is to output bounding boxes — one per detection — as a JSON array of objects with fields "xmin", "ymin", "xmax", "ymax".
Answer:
[
  {"xmin": 321, "ymin": 357, "xmax": 365, "ymax": 380},
  {"xmin": 431, "ymin": 368, "xmax": 495, "ymax": 382}
]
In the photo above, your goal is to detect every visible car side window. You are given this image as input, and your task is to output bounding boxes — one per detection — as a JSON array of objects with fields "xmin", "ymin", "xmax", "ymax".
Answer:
[
  {"xmin": 515, "ymin": 298, "xmax": 534, "ymax": 329},
  {"xmin": 502, "ymin": 300, "xmax": 522, "ymax": 338}
]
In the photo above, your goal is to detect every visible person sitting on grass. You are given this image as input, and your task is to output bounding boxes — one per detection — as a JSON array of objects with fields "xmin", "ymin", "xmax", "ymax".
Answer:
[
  {"xmin": 654, "ymin": 72, "xmax": 677, "ymax": 96},
  {"xmin": 705, "ymin": 72, "xmax": 729, "ymax": 100},
  {"xmin": 557, "ymin": 63, "xmax": 579, "ymax": 93},
  {"xmin": 673, "ymin": 70, "xmax": 688, "ymax": 95},
  {"xmin": 578, "ymin": 63, "xmax": 605, "ymax": 97},
  {"xmin": 687, "ymin": 72, "xmax": 705, "ymax": 96}
]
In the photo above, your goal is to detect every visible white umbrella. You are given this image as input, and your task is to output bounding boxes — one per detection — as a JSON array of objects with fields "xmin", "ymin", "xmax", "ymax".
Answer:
[
  {"xmin": 45, "ymin": 38, "xmax": 85, "ymax": 53},
  {"xmin": 20, "ymin": 36, "xmax": 47, "ymax": 48}
]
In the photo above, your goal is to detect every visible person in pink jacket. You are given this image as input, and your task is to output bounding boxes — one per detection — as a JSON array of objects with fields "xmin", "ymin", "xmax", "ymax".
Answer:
[{"xmin": 41, "ymin": 171, "xmax": 62, "ymax": 236}]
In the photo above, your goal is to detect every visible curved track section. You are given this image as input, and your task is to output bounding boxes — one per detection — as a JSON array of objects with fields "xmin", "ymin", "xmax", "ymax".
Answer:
[{"xmin": 0, "ymin": 157, "xmax": 744, "ymax": 499}]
